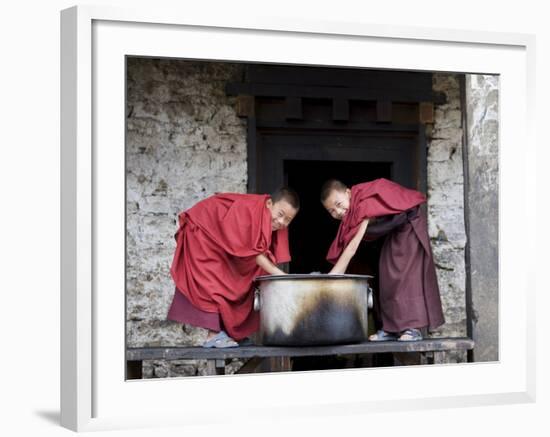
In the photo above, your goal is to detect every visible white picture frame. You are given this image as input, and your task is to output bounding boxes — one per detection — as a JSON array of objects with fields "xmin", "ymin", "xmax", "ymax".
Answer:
[{"xmin": 60, "ymin": 5, "xmax": 536, "ymax": 432}]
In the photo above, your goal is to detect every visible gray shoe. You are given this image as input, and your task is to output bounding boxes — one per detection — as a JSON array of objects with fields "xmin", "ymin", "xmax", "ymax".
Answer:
[
  {"xmin": 368, "ymin": 329, "xmax": 398, "ymax": 341},
  {"xmin": 397, "ymin": 328, "xmax": 423, "ymax": 342},
  {"xmin": 202, "ymin": 331, "xmax": 239, "ymax": 348}
]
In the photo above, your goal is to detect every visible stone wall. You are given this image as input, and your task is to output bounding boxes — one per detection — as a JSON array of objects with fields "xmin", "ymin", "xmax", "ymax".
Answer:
[
  {"xmin": 427, "ymin": 74, "xmax": 468, "ymax": 338},
  {"xmin": 126, "ymin": 58, "xmax": 247, "ymax": 361},
  {"xmin": 463, "ymin": 74, "xmax": 499, "ymax": 362},
  {"xmin": 426, "ymin": 74, "xmax": 468, "ymax": 363},
  {"xmin": 126, "ymin": 58, "xmax": 473, "ymax": 376}
]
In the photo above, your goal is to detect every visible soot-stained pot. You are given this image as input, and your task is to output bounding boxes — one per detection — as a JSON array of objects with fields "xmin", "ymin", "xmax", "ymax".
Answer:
[{"xmin": 254, "ymin": 274, "xmax": 373, "ymax": 346}]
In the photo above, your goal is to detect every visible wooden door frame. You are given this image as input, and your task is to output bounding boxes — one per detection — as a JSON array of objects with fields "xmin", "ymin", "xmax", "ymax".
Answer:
[{"xmin": 247, "ymin": 123, "xmax": 427, "ymax": 196}]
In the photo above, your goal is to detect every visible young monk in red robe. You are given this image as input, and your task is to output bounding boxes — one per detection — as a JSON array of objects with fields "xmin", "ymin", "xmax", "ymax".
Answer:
[
  {"xmin": 321, "ymin": 178, "xmax": 444, "ymax": 342},
  {"xmin": 167, "ymin": 188, "xmax": 299, "ymax": 348}
]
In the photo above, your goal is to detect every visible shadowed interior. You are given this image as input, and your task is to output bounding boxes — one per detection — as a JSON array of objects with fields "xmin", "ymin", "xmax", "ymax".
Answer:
[{"xmin": 285, "ymin": 159, "xmax": 391, "ymax": 276}]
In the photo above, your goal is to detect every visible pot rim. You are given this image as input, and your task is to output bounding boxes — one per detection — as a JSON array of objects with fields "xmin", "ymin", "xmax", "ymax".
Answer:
[{"xmin": 254, "ymin": 273, "xmax": 373, "ymax": 281}]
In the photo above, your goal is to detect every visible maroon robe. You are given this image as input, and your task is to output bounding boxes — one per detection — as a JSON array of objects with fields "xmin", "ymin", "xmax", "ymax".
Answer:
[
  {"xmin": 327, "ymin": 179, "xmax": 444, "ymax": 332},
  {"xmin": 168, "ymin": 193, "xmax": 290, "ymax": 340}
]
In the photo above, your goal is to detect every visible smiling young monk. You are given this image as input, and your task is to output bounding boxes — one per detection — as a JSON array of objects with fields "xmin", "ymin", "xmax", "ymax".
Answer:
[
  {"xmin": 321, "ymin": 178, "xmax": 444, "ymax": 342},
  {"xmin": 168, "ymin": 188, "xmax": 299, "ymax": 348}
]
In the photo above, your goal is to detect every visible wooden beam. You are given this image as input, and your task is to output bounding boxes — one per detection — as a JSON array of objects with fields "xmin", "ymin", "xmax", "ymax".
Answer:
[
  {"xmin": 236, "ymin": 95, "xmax": 255, "ymax": 117},
  {"xmin": 376, "ymin": 100, "xmax": 392, "ymax": 122},
  {"xmin": 419, "ymin": 102, "xmax": 434, "ymax": 124},
  {"xmin": 226, "ymin": 82, "xmax": 447, "ymax": 104},
  {"xmin": 246, "ymin": 65, "xmax": 434, "ymax": 90},
  {"xmin": 417, "ymin": 124, "xmax": 428, "ymax": 194},
  {"xmin": 246, "ymin": 117, "xmax": 258, "ymax": 194},
  {"xmin": 126, "ymin": 338, "xmax": 475, "ymax": 361},
  {"xmin": 255, "ymin": 119, "xmax": 419, "ymax": 132}
]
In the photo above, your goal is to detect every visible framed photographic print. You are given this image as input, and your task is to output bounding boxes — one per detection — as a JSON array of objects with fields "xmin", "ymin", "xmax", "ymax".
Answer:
[{"xmin": 61, "ymin": 5, "xmax": 536, "ymax": 432}]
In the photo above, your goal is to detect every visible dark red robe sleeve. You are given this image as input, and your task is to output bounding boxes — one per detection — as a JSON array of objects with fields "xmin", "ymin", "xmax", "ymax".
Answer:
[{"xmin": 270, "ymin": 227, "xmax": 291, "ymax": 264}]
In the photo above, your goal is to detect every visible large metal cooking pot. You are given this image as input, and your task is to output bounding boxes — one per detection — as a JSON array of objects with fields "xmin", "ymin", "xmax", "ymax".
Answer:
[{"xmin": 254, "ymin": 273, "xmax": 373, "ymax": 346}]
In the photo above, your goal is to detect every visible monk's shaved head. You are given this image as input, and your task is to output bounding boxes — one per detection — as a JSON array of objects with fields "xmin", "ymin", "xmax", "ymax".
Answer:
[
  {"xmin": 271, "ymin": 187, "xmax": 300, "ymax": 210},
  {"xmin": 320, "ymin": 179, "xmax": 348, "ymax": 202}
]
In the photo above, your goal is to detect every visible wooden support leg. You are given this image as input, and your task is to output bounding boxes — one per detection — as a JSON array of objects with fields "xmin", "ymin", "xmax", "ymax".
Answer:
[
  {"xmin": 216, "ymin": 359, "xmax": 226, "ymax": 374},
  {"xmin": 206, "ymin": 359, "xmax": 226, "ymax": 375},
  {"xmin": 283, "ymin": 356, "xmax": 292, "ymax": 371},
  {"xmin": 268, "ymin": 356, "xmax": 292, "ymax": 372},
  {"xmin": 126, "ymin": 360, "xmax": 143, "ymax": 379}
]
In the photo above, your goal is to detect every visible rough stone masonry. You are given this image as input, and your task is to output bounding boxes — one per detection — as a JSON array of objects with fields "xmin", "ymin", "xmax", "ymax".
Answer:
[
  {"xmin": 126, "ymin": 58, "xmax": 248, "ymax": 376},
  {"xmin": 427, "ymin": 73, "xmax": 468, "ymax": 340},
  {"xmin": 126, "ymin": 57, "xmax": 495, "ymax": 377}
]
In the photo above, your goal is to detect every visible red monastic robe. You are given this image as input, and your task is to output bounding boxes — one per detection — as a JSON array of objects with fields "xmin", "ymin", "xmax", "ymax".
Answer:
[
  {"xmin": 169, "ymin": 193, "xmax": 290, "ymax": 340},
  {"xmin": 327, "ymin": 178, "xmax": 445, "ymax": 332}
]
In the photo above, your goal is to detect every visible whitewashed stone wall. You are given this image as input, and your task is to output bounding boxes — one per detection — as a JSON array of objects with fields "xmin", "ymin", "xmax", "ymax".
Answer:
[
  {"xmin": 427, "ymin": 74, "xmax": 468, "ymax": 348},
  {"xmin": 126, "ymin": 58, "xmax": 473, "ymax": 376},
  {"xmin": 126, "ymin": 58, "xmax": 247, "ymax": 370},
  {"xmin": 464, "ymin": 75, "xmax": 499, "ymax": 361}
]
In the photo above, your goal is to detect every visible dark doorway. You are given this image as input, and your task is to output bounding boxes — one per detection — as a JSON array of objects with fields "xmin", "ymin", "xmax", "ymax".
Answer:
[
  {"xmin": 285, "ymin": 159, "xmax": 396, "ymax": 371},
  {"xmin": 285, "ymin": 159, "xmax": 391, "ymax": 276},
  {"xmin": 233, "ymin": 64, "xmax": 436, "ymax": 370}
]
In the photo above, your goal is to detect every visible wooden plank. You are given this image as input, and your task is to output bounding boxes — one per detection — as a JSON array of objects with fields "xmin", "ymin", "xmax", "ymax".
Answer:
[
  {"xmin": 246, "ymin": 117, "xmax": 258, "ymax": 193},
  {"xmin": 417, "ymin": 124, "xmax": 428, "ymax": 193},
  {"xmin": 226, "ymin": 82, "xmax": 447, "ymax": 104},
  {"xmin": 255, "ymin": 119, "xmax": 419, "ymax": 132},
  {"xmin": 236, "ymin": 95, "xmax": 255, "ymax": 117},
  {"xmin": 419, "ymin": 102, "xmax": 434, "ymax": 123},
  {"xmin": 126, "ymin": 338, "xmax": 475, "ymax": 361},
  {"xmin": 245, "ymin": 65, "xmax": 436, "ymax": 98},
  {"xmin": 376, "ymin": 100, "xmax": 392, "ymax": 122}
]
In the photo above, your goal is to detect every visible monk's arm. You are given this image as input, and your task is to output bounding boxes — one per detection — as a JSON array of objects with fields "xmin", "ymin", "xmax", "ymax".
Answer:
[
  {"xmin": 329, "ymin": 219, "xmax": 370, "ymax": 275},
  {"xmin": 256, "ymin": 253, "xmax": 286, "ymax": 275}
]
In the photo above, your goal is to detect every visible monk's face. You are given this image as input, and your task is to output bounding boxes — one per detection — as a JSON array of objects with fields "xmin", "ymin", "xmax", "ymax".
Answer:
[
  {"xmin": 322, "ymin": 188, "xmax": 351, "ymax": 220},
  {"xmin": 266, "ymin": 198, "xmax": 298, "ymax": 231}
]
